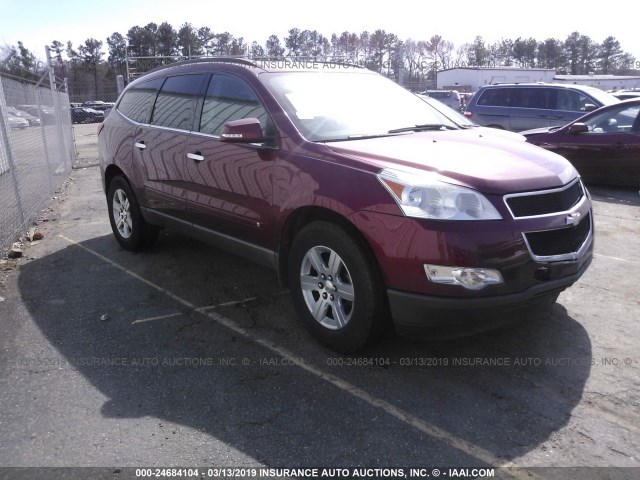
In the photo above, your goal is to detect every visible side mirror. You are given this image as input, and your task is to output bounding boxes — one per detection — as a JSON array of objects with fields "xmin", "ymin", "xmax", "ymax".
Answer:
[
  {"xmin": 584, "ymin": 103, "xmax": 597, "ymax": 112},
  {"xmin": 220, "ymin": 118, "xmax": 264, "ymax": 143},
  {"xmin": 567, "ymin": 123, "xmax": 589, "ymax": 135}
]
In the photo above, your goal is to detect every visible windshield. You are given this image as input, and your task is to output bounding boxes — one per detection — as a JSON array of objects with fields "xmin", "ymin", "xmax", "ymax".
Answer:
[
  {"xmin": 582, "ymin": 87, "xmax": 620, "ymax": 107},
  {"xmin": 418, "ymin": 95, "xmax": 476, "ymax": 127},
  {"xmin": 261, "ymin": 71, "xmax": 457, "ymax": 141}
]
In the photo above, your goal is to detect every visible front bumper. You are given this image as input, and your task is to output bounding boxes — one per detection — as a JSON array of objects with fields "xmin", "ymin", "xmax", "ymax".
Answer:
[{"xmin": 388, "ymin": 253, "xmax": 592, "ymax": 337}]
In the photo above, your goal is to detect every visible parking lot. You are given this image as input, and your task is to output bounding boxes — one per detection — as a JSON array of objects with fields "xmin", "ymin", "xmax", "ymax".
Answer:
[{"xmin": 0, "ymin": 124, "xmax": 638, "ymax": 478}]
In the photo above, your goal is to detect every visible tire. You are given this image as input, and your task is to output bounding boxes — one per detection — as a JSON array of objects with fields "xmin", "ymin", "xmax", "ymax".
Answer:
[
  {"xmin": 288, "ymin": 221, "xmax": 387, "ymax": 353},
  {"xmin": 107, "ymin": 176, "xmax": 159, "ymax": 251}
]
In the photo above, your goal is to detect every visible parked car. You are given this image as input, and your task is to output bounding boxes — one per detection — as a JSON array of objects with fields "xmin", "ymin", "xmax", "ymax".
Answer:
[
  {"xmin": 464, "ymin": 83, "xmax": 619, "ymax": 132},
  {"xmin": 7, "ymin": 114, "xmax": 29, "ymax": 129},
  {"xmin": 611, "ymin": 91, "xmax": 640, "ymax": 101},
  {"xmin": 6, "ymin": 106, "xmax": 41, "ymax": 126},
  {"xmin": 421, "ymin": 90, "xmax": 462, "ymax": 111},
  {"xmin": 71, "ymin": 107, "xmax": 104, "ymax": 124},
  {"xmin": 81, "ymin": 101, "xmax": 115, "ymax": 111},
  {"xmin": 522, "ymin": 99, "xmax": 640, "ymax": 186},
  {"xmin": 459, "ymin": 92, "xmax": 474, "ymax": 110},
  {"xmin": 417, "ymin": 94, "xmax": 525, "ymax": 142},
  {"xmin": 99, "ymin": 58, "xmax": 593, "ymax": 352},
  {"xmin": 17, "ymin": 104, "xmax": 57, "ymax": 124}
]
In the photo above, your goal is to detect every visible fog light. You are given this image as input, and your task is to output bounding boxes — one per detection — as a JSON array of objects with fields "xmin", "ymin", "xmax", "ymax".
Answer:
[{"xmin": 425, "ymin": 264, "xmax": 504, "ymax": 290}]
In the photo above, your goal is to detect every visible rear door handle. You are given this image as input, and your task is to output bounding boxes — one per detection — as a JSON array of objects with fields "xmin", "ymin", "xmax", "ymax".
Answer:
[
  {"xmin": 187, "ymin": 152, "xmax": 204, "ymax": 162},
  {"xmin": 134, "ymin": 142, "xmax": 146, "ymax": 150}
]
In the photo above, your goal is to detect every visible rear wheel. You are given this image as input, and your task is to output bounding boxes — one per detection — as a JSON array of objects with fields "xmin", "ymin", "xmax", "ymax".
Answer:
[
  {"xmin": 288, "ymin": 221, "xmax": 387, "ymax": 353},
  {"xmin": 107, "ymin": 176, "xmax": 158, "ymax": 250}
]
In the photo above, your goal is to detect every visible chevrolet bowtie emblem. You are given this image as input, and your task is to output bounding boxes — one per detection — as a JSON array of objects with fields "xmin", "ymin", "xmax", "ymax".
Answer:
[{"xmin": 566, "ymin": 212, "xmax": 581, "ymax": 225}]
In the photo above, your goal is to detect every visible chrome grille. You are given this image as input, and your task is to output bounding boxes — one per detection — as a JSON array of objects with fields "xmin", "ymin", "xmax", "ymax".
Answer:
[
  {"xmin": 524, "ymin": 213, "xmax": 591, "ymax": 260},
  {"xmin": 505, "ymin": 179, "xmax": 585, "ymax": 218}
]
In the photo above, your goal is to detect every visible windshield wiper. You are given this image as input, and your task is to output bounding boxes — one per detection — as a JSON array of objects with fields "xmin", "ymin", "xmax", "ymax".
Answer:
[
  {"xmin": 318, "ymin": 133, "xmax": 398, "ymax": 142},
  {"xmin": 387, "ymin": 124, "xmax": 457, "ymax": 133}
]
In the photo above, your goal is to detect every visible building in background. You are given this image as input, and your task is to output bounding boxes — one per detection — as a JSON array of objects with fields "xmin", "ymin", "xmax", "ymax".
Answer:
[
  {"xmin": 437, "ymin": 68, "xmax": 556, "ymax": 92},
  {"xmin": 553, "ymin": 74, "xmax": 640, "ymax": 91},
  {"xmin": 437, "ymin": 68, "xmax": 640, "ymax": 93}
]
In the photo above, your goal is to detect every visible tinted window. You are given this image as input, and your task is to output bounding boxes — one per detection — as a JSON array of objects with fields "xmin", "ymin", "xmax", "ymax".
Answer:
[
  {"xmin": 117, "ymin": 78, "xmax": 164, "ymax": 123},
  {"xmin": 511, "ymin": 88, "xmax": 553, "ymax": 109},
  {"xmin": 555, "ymin": 90, "xmax": 595, "ymax": 112},
  {"xmin": 199, "ymin": 74, "xmax": 268, "ymax": 135},
  {"xmin": 151, "ymin": 74, "xmax": 206, "ymax": 130},
  {"xmin": 477, "ymin": 88, "xmax": 511, "ymax": 106},
  {"xmin": 584, "ymin": 104, "xmax": 640, "ymax": 133}
]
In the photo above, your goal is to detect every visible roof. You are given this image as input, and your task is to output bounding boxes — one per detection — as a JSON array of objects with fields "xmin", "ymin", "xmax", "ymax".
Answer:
[
  {"xmin": 439, "ymin": 67, "xmax": 555, "ymax": 73},
  {"xmin": 554, "ymin": 74, "xmax": 640, "ymax": 81}
]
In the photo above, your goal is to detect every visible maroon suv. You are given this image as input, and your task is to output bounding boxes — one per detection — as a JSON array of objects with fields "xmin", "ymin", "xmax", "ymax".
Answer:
[{"xmin": 98, "ymin": 58, "xmax": 593, "ymax": 352}]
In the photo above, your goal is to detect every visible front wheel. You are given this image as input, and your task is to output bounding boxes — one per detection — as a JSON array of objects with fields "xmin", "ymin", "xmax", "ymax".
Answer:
[
  {"xmin": 288, "ymin": 221, "xmax": 387, "ymax": 353},
  {"xmin": 107, "ymin": 176, "xmax": 158, "ymax": 250}
]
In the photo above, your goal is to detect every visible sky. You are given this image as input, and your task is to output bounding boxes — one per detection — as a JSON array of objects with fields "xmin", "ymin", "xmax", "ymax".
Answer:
[{"xmin": 1, "ymin": 0, "xmax": 638, "ymax": 63}]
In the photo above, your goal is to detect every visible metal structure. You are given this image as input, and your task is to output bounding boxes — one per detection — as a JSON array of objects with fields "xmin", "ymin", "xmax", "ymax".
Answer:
[{"xmin": 0, "ymin": 50, "xmax": 74, "ymax": 251}]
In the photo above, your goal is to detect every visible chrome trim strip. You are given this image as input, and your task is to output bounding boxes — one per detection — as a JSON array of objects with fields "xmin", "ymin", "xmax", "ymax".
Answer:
[
  {"xmin": 521, "ymin": 212, "xmax": 593, "ymax": 263},
  {"xmin": 141, "ymin": 208, "xmax": 277, "ymax": 269},
  {"xmin": 503, "ymin": 177, "xmax": 585, "ymax": 220}
]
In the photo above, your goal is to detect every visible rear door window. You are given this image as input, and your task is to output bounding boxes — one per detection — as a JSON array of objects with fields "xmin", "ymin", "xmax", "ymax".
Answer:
[
  {"xmin": 150, "ymin": 74, "xmax": 206, "ymax": 131},
  {"xmin": 511, "ymin": 88, "xmax": 553, "ymax": 109}
]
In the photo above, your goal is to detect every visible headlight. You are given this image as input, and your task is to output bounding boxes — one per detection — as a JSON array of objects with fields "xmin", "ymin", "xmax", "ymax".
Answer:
[{"xmin": 377, "ymin": 169, "xmax": 502, "ymax": 220}]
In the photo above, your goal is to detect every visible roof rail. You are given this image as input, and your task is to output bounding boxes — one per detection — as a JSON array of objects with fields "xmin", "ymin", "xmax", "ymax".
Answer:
[{"xmin": 146, "ymin": 56, "xmax": 259, "ymax": 75}]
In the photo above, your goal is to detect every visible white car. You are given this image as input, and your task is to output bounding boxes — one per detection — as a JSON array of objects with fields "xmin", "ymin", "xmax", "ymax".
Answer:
[
  {"xmin": 7, "ymin": 115, "xmax": 29, "ymax": 129},
  {"xmin": 422, "ymin": 90, "xmax": 462, "ymax": 111}
]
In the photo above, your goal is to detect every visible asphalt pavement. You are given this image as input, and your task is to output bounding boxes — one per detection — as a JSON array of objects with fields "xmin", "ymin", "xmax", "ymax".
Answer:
[{"xmin": 0, "ymin": 125, "xmax": 638, "ymax": 479}]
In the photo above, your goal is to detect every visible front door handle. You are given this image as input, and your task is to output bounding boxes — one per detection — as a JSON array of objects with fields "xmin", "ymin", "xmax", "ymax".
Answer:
[
  {"xmin": 134, "ymin": 141, "xmax": 146, "ymax": 150},
  {"xmin": 187, "ymin": 152, "xmax": 204, "ymax": 162}
]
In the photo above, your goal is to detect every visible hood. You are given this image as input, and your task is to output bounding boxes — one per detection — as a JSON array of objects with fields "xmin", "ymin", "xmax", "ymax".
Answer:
[
  {"xmin": 326, "ymin": 130, "xmax": 577, "ymax": 194},
  {"xmin": 520, "ymin": 126, "xmax": 560, "ymax": 136},
  {"xmin": 475, "ymin": 126, "xmax": 525, "ymax": 142}
]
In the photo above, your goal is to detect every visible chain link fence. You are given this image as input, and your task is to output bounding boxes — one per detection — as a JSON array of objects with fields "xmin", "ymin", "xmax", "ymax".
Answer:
[{"xmin": 0, "ymin": 74, "xmax": 75, "ymax": 250}]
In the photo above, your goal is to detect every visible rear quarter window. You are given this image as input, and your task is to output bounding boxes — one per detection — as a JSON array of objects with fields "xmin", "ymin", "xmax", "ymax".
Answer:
[
  {"xmin": 150, "ymin": 74, "xmax": 206, "ymax": 130},
  {"xmin": 117, "ymin": 78, "xmax": 165, "ymax": 123}
]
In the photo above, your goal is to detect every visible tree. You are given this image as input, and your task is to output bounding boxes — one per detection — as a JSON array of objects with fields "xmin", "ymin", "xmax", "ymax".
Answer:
[
  {"xmin": 284, "ymin": 28, "xmax": 303, "ymax": 56},
  {"xmin": 468, "ymin": 36, "xmax": 489, "ymax": 67},
  {"xmin": 250, "ymin": 41, "xmax": 264, "ymax": 58},
  {"xmin": 17, "ymin": 41, "xmax": 36, "ymax": 72},
  {"xmin": 512, "ymin": 37, "xmax": 537, "ymax": 67},
  {"xmin": 66, "ymin": 41, "xmax": 80, "ymax": 82},
  {"xmin": 143, "ymin": 23, "xmax": 158, "ymax": 56},
  {"xmin": 265, "ymin": 35, "xmax": 284, "ymax": 58},
  {"xmin": 198, "ymin": 26, "xmax": 215, "ymax": 56},
  {"xmin": 156, "ymin": 22, "xmax": 177, "ymax": 56},
  {"xmin": 425, "ymin": 35, "xmax": 453, "ymax": 69},
  {"xmin": 598, "ymin": 36, "xmax": 623, "ymax": 74},
  {"xmin": 106, "ymin": 32, "xmax": 127, "ymax": 77},
  {"xmin": 230, "ymin": 37, "xmax": 246, "ymax": 56},
  {"xmin": 211, "ymin": 32, "xmax": 233, "ymax": 55},
  {"xmin": 78, "ymin": 38, "xmax": 104, "ymax": 94},
  {"xmin": 300, "ymin": 30, "xmax": 330, "ymax": 59},
  {"xmin": 564, "ymin": 32, "xmax": 581, "ymax": 74},
  {"xmin": 331, "ymin": 31, "xmax": 360, "ymax": 61},
  {"xmin": 537, "ymin": 38, "xmax": 564, "ymax": 70},
  {"xmin": 177, "ymin": 23, "xmax": 203, "ymax": 57},
  {"xmin": 578, "ymin": 34, "xmax": 598, "ymax": 74},
  {"xmin": 0, "ymin": 41, "xmax": 38, "ymax": 78}
]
